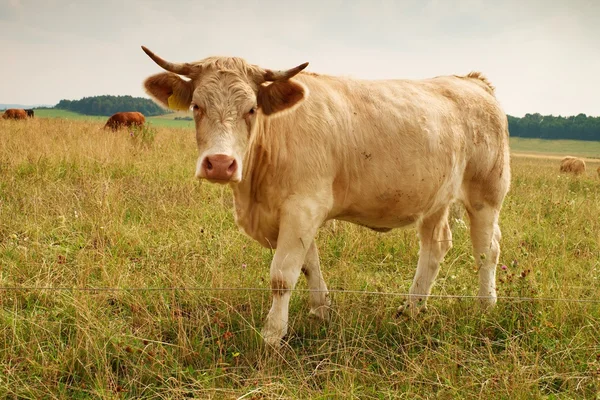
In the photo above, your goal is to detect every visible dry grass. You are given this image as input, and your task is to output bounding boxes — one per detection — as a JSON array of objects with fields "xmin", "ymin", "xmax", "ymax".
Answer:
[{"xmin": 1, "ymin": 118, "xmax": 599, "ymax": 399}]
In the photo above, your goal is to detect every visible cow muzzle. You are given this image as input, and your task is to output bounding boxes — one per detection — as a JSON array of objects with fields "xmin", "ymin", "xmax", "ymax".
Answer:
[{"xmin": 198, "ymin": 154, "xmax": 239, "ymax": 183}]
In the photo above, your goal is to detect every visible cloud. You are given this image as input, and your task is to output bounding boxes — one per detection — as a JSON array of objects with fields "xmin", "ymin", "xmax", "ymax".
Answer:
[{"xmin": 0, "ymin": 0, "xmax": 598, "ymax": 116}]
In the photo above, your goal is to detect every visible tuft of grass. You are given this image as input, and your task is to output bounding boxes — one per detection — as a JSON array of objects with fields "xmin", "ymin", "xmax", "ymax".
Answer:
[
  {"xmin": 1, "ymin": 118, "xmax": 599, "ymax": 398},
  {"xmin": 127, "ymin": 124, "xmax": 159, "ymax": 150}
]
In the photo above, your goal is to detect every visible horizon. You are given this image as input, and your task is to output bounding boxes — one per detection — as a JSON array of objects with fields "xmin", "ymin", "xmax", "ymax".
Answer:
[
  {"xmin": 1, "ymin": 0, "xmax": 599, "ymax": 118},
  {"xmin": 1, "ymin": 99, "xmax": 598, "ymax": 119}
]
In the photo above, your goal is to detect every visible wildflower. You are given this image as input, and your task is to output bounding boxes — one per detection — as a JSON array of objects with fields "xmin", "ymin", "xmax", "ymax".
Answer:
[
  {"xmin": 242, "ymin": 263, "xmax": 247, "ymax": 269},
  {"xmin": 501, "ymin": 265, "xmax": 507, "ymax": 270}
]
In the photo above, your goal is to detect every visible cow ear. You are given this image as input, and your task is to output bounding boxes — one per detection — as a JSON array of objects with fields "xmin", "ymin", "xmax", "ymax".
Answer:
[
  {"xmin": 257, "ymin": 80, "xmax": 307, "ymax": 116},
  {"xmin": 143, "ymin": 72, "xmax": 193, "ymax": 111}
]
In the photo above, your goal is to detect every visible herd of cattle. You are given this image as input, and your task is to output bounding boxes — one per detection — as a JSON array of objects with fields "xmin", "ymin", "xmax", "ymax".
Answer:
[
  {"xmin": 2, "ymin": 46, "xmax": 599, "ymax": 347},
  {"xmin": 2, "ymin": 108, "xmax": 145, "ymax": 131}
]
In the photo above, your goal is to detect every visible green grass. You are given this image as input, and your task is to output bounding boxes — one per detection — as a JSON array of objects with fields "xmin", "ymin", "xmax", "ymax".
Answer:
[
  {"xmin": 1, "ymin": 118, "xmax": 599, "ymax": 398},
  {"xmin": 34, "ymin": 108, "xmax": 194, "ymax": 129},
  {"xmin": 510, "ymin": 137, "xmax": 600, "ymax": 158},
  {"xmin": 34, "ymin": 108, "xmax": 107, "ymax": 121}
]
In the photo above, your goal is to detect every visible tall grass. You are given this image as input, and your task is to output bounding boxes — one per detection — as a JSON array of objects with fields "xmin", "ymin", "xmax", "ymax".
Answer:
[{"xmin": 1, "ymin": 118, "xmax": 599, "ymax": 398}]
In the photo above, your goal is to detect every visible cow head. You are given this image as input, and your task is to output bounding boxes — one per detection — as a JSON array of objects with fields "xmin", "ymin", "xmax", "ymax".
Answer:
[{"xmin": 141, "ymin": 46, "xmax": 308, "ymax": 184}]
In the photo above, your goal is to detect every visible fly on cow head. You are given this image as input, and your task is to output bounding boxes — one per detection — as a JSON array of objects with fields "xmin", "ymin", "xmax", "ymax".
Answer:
[{"xmin": 141, "ymin": 46, "xmax": 309, "ymax": 184}]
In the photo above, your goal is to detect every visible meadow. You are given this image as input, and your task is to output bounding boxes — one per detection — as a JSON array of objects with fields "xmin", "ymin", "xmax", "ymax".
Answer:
[
  {"xmin": 34, "ymin": 109, "xmax": 195, "ymax": 129},
  {"xmin": 0, "ymin": 118, "xmax": 599, "ymax": 399}
]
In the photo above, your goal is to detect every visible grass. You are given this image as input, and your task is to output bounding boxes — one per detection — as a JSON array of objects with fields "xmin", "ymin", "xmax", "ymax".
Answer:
[
  {"xmin": 510, "ymin": 137, "xmax": 600, "ymax": 159},
  {"xmin": 35, "ymin": 108, "xmax": 194, "ymax": 129},
  {"xmin": 1, "ymin": 117, "xmax": 600, "ymax": 398}
]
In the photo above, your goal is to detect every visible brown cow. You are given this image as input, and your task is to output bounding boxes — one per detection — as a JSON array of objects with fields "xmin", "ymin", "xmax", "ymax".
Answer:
[
  {"xmin": 104, "ymin": 111, "xmax": 146, "ymax": 131},
  {"xmin": 560, "ymin": 156, "xmax": 586, "ymax": 176},
  {"xmin": 2, "ymin": 109, "xmax": 28, "ymax": 120},
  {"xmin": 141, "ymin": 46, "xmax": 511, "ymax": 347}
]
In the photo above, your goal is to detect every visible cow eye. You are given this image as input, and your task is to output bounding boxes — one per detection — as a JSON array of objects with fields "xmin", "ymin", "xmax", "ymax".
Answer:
[
  {"xmin": 248, "ymin": 107, "xmax": 256, "ymax": 115},
  {"xmin": 192, "ymin": 104, "xmax": 199, "ymax": 111}
]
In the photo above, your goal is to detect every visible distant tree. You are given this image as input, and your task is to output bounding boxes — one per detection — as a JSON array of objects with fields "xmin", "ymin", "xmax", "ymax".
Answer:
[
  {"xmin": 55, "ymin": 95, "xmax": 171, "ymax": 117},
  {"xmin": 508, "ymin": 113, "xmax": 600, "ymax": 141}
]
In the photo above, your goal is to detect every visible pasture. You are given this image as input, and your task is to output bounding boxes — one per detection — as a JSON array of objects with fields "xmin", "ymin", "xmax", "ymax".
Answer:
[
  {"xmin": 1, "ymin": 118, "xmax": 599, "ymax": 398},
  {"xmin": 33, "ymin": 108, "xmax": 194, "ymax": 129}
]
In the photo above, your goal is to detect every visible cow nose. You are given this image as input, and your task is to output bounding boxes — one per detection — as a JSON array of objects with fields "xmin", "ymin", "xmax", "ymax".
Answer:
[{"xmin": 202, "ymin": 154, "xmax": 237, "ymax": 181}]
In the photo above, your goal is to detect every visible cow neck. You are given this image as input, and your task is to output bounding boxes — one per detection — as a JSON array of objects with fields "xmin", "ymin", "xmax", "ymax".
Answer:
[
  {"xmin": 229, "ymin": 116, "xmax": 282, "ymax": 246},
  {"xmin": 232, "ymin": 116, "xmax": 272, "ymax": 205}
]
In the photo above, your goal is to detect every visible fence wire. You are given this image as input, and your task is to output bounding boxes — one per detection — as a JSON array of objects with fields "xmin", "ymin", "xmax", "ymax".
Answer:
[{"xmin": 0, "ymin": 286, "xmax": 599, "ymax": 304}]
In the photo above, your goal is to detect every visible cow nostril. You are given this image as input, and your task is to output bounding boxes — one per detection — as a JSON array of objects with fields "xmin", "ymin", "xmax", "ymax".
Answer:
[
  {"xmin": 228, "ymin": 160, "xmax": 237, "ymax": 173},
  {"xmin": 206, "ymin": 160, "xmax": 213, "ymax": 170}
]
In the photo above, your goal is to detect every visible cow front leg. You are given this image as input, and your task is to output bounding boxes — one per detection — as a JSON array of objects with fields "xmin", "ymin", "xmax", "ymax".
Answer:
[
  {"xmin": 261, "ymin": 203, "xmax": 323, "ymax": 348},
  {"xmin": 302, "ymin": 240, "xmax": 330, "ymax": 321}
]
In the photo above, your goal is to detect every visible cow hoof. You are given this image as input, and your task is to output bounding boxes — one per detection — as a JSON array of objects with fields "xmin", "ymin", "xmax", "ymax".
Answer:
[
  {"xmin": 477, "ymin": 292, "xmax": 497, "ymax": 311},
  {"xmin": 263, "ymin": 336, "xmax": 283, "ymax": 349},
  {"xmin": 308, "ymin": 305, "xmax": 330, "ymax": 322},
  {"xmin": 395, "ymin": 301, "xmax": 428, "ymax": 319},
  {"xmin": 261, "ymin": 327, "xmax": 284, "ymax": 349}
]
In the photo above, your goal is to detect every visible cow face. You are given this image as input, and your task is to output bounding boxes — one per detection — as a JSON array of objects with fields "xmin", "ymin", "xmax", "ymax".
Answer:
[{"xmin": 141, "ymin": 47, "xmax": 308, "ymax": 184}]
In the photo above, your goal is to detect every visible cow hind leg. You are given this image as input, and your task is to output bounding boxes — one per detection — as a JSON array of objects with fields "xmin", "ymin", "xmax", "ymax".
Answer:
[
  {"xmin": 467, "ymin": 204, "xmax": 502, "ymax": 309},
  {"xmin": 302, "ymin": 241, "xmax": 331, "ymax": 321},
  {"xmin": 398, "ymin": 206, "xmax": 453, "ymax": 317}
]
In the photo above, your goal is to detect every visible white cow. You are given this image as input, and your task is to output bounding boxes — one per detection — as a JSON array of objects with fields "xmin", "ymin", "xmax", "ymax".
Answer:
[{"xmin": 141, "ymin": 46, "xmax": 511, "ymax": 347}]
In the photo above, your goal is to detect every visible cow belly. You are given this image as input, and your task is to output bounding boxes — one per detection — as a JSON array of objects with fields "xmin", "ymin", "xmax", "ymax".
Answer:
[
  {"xmin": 331, "ymin": 172, "xmax": 459, "ymax": 230},
  {"xmin": 337, "ymin": 211, "xmax": 419, "ymax": 232}
]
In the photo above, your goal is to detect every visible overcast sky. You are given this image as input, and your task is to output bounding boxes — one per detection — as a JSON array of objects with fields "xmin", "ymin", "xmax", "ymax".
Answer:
[{"xmin": 1, "ymin": 0, "xmax": 598, "ymax": 117}]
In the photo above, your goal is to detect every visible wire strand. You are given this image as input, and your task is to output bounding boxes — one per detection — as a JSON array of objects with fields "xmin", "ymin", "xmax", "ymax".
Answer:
[{"xmin": 0, "ymin": 286, "xmax": 599, "ymax": 304}]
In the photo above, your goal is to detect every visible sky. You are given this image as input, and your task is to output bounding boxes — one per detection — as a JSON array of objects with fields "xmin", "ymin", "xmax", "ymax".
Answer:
[{"xmin": 0, "ymin": 0, "xmax": 599, "ymax": 117}]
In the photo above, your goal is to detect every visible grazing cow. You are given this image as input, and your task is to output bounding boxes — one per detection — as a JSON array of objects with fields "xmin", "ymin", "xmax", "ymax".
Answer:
[
  {"xmin": 25, "ymin": 109, "xmax": 34, "ymax": 118},
  {"xmin": 104, "ymin": 111, "xmax": 146, "ymax": 131},
  {"xmin": 2, "ymin": 108, "xmax": 27, "ymax": 120},
  {"xmin": 141, "ymin": 46, "xmax": 511, "ymax": 347},
  {"xmin": 560, "ymin": 156, "xmax": 586, "ymax": 176}
]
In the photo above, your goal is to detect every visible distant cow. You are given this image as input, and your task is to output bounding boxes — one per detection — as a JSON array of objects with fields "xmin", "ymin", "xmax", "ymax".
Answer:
[
  {"xmin": 560, "ymin": 156, "xmax": 586, "ymax": 176},
  {"xmin": 2, "ymin": 108, "xmax": 27, "ymax": 120},
  {"xmin": 141, "ymin": 46, "xmax": 511, "ymax": 347},
  {"xmin": 596, "ymin": 166, "xmax": 600, "ymax": 179},
  {"xmin": 104, "ymin": 111, "xmax": 145, "ymax": 131},
  {"xmin": 25, "ymin": 109, "xmax": 34, "ymax": 118}
]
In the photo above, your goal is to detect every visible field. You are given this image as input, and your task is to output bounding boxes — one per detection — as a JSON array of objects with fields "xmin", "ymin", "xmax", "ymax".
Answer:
[
  {"xmin": 25, "ymin": 108, "xmax": 600, "ymax": 157},
  {"xmin": 34, "ymin": 109, "xmax": 194, "ymax": 129},
  {"xmin": 1, "ymin": 118, "xmax": 599, "ymax": 399},
  {"xmin": 510, "ymin": 137, "xmax": 600, "ymax": 160}
]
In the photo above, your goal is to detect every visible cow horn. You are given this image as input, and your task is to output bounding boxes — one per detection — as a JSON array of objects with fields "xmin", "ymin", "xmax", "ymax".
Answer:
[
  {"xmin": 263, "ymin": 62, "xmax": 309, "ymax": 82},
  {"xmin": 141, "ymin": 46, "xmax": 194, "ymax": 76}
]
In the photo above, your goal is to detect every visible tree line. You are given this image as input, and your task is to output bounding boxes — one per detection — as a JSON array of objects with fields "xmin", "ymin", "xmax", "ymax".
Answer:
[
  {"xmin": 507, "ymin": 113, "xmax": 600, "ymax": 141},
  {"xmin": 53, "ymin": 95, "xmax": 599, "ymax": 141},
  {"xmin": 55, "ymin": 95, "xmax": 170, "ymax": 117}
]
